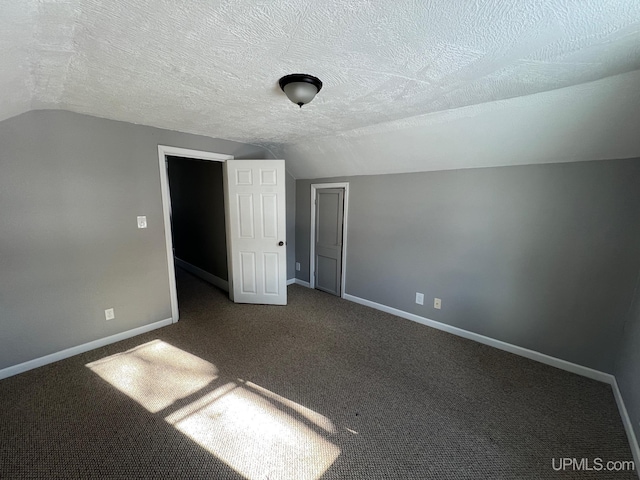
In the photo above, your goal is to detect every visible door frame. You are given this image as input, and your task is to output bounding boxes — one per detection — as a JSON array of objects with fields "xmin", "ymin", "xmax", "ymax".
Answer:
[
  {"xmin": 310, "ymin": 182, "xmax": 350, "ymax": 298},
  {"xmin": 157, "ymin": 145, "xmax": 233, "ymax": 323}
]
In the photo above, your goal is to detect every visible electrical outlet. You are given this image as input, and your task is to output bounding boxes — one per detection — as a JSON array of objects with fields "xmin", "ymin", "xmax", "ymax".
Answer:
[
  {"xmin": 105, "ymin": 308, "xmax": 115, "ymax": 321},
  {"xmin": 137, "ymin": 216, "xmax": 147, "ymax": 229},
  {"xmin": 296, "ymin": 262, "xmax": 301, "ymax": 271},
  {"xmin": 434, "ymin": 298, "xmax": 442, "ymax": 309},
  {"xmin": 415, "ymin": 292, "xmax": 424, "ymax": 305}
]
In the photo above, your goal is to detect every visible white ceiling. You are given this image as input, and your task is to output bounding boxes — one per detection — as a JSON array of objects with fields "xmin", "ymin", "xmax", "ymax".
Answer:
[
  {"xmin": 279, "ymin": 69, "xmax": 640, "ymax": 178},
  {"xmin": 2, "ymin": 0, "xmax": 640, "ymax": 176}
]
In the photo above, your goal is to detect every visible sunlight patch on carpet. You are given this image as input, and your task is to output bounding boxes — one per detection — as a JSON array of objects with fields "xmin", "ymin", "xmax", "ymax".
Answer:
[
  {"xmin": 165, "ymin": 380, "xmax": 340, "ymax": 479},
  {"xmin": 86, "ymin": 339, "xmax": 218, "ymax": 413},
  {"xmin": 87, "ymin": 340, "xmax": 340, "ymax": 479}
]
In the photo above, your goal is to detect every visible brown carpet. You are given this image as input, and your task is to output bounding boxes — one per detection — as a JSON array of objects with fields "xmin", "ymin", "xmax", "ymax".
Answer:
[{"xmin": 0, "ymin": 268, "xmax": 635, "ymax": 479}]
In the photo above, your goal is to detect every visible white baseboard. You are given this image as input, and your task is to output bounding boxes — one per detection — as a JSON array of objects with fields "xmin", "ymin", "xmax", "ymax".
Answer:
[
  {"xmin": 175, "ymin": 257, "xmax": 229, "ymax": 292},
  {"xmin": 287, "ymin": 278, "xmax": 295, "ymax": 285},
  {"xmin": 0, "ymin": 318, "xmax": 173, "ymax": 380},
  {"xmin": 611, "ymin": 379, "xmax": 640, "ymax": 472},
  {"xmin": 294, "ymin": 279, "xmax": 311, "ymax": 288},
  {"xmin": 343, "ymin": 293, "xmax": 613, "ymax": 384}
]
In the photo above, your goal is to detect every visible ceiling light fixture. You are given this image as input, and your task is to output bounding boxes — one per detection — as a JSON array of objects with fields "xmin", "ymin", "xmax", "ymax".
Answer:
[{"xmin": 278, "ymin": 74, "xmax": 323, "ymax": 108}]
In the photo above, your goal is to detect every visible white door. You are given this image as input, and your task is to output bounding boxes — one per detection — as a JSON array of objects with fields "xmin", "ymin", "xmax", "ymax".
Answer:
[{"xmin": 224, "ymin": 160, "xmax": 287, "ymax": 305}]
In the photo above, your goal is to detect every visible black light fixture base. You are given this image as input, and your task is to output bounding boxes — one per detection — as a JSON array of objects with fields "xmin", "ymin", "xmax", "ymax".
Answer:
[{"xmin": 278, "ymin": 74, "xmax": 323, "ymax": 93}]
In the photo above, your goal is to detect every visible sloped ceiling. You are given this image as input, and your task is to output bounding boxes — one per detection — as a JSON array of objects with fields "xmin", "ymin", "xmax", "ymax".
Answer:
[{"xmin": 2, "ymin": 0, "xmax": 640, "ymax": 177}]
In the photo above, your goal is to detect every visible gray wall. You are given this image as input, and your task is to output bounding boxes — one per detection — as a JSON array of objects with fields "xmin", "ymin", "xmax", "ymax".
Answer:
[
  {"xmin": 615, "ymin": 275, "xmax": 640, "ymax": 446},
  {"xmin": 0, "ymin": 110, "xmax": 283, "ymax": 370},
  {"xmin": 296, "ymin": 159, "xmax": 640, "ymax": 373},
  {"xmin": 167, "ymin": 156, "xmax": 227, "ymax": 280}
]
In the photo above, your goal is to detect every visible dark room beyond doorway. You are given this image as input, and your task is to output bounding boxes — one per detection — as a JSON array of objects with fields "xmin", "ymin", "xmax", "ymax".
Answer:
[{"xmin": 166, "ymin": 156, "xmax": 228, "ymax": 290}]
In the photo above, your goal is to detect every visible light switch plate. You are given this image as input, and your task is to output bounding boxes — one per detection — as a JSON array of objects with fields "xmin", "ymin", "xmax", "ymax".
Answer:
[{"xmin": 137, "ymin": 216, "xmax": 147, "ymax": 229}]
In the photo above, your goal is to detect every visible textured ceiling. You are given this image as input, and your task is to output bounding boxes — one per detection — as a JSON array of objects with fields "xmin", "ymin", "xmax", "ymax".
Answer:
[
  {"xmin": 278, "ymin": 69, "xmax": 640, "ymax": 178},
  {"xmin": 2, "ymin": 0, "xmax": 640, "ymax": 154}
]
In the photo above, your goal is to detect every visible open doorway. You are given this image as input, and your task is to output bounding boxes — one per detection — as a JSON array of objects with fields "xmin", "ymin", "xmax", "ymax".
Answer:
[
  {"xmin": 157, "ymin": 146, "xmax": 233, "ymax": 322},
  {"xmin": 166, "ymin": 155, "xmax": 229, "ymax": 292},
  {"xmin": 310, "ymin": 183, "xmax": 349, "ymax": 298},
  {"xmin": 158, "ymin": 146, "xmax": 289, "ymax": 318}
]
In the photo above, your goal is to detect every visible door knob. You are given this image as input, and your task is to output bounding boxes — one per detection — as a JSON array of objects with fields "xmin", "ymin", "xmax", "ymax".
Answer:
[{"xmin": 278, "ymin": 241, "xmax": 284, "ymax": 246}]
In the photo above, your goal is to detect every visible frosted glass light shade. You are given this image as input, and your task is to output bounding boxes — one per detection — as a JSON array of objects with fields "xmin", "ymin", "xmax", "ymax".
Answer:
[
  {"xmin": 283, "ymin": 82, "xmax": 319, "ymax": 106},
  {"xmin": 278, "ymin": 74, "xmax": 323, "ymax": 107}
]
